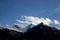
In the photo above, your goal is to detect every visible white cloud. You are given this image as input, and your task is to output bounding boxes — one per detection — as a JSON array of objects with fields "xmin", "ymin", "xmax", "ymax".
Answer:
[
  {"xmin": 8, "ymin": 28, "xmax": 23, "ymax": 32},
  {"xmin": 16, "ymin": 16, "xmax": 53, "ymax": 26},
  {"xmin": 16, "ymin": 20, "xmax": 31, "ymax": 24},
  {"xmin": 3, "ymin": 16, "xmax": 60, "ymax": 32},
  {"xmin": 54, "ymin": 20, "xmax": 60, "ymax": 25},
  {"xmin": 14, "ymin": 23, "xmax": 27, "ymax": 28},
  {"xmin": 15, "ymin": 16, "xmax": 60, "ymax": 31}
]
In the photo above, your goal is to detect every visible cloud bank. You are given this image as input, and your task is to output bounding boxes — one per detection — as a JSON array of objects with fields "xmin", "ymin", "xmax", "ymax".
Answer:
[
  {"xmin": 0, "ymin": 16, "xmax": 60, "ymax": 32},
  {"xmin": 16, "ymin": 16, "xmax": 60, "ymax": 26}
]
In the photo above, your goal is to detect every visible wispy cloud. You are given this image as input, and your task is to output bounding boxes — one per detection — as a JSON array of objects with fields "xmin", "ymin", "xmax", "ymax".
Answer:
[
  {"xmin": 16, "ymin": 16, "xmax": 60, "ymax": 26},
  {"xmin": 49, "ymin": 4, "xmax": 60, "ymax": 14},
  {"xmin": 8, "ymin": 28, "xmax": 23, "ymax": 32},
  {"xmin": 16, "ymin": 20, "xmax": 31, "ymax": 24},
  {"xmin": 54, "ymin": 20, "xmax": 60, "ymax": 25},
  {"xmin": 0, "ymin": 16, "xmax": 60, "ymax": 32},
  {"xmin": 54, "ymin": 5, "xmax": 60, "ymax": 13},
  {"xmin": 16, "ymin": 16, "xmax": 52, "ymax": 25}
]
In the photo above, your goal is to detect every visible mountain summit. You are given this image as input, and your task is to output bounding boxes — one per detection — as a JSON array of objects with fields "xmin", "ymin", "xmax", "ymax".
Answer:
[{"xmin": 23, "ymin": 23, "xmax": 60, "ymax": 40}]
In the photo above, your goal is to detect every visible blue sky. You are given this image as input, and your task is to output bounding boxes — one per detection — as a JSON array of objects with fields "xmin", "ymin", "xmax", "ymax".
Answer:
[{"xmin": 0, "ymin": 0, "xmax": 60, "ymax": 28}]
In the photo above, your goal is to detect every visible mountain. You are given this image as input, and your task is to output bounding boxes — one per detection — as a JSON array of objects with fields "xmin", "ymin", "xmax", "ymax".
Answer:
[
  {"xmin": 12, "ymin": 24, "xmax": 34, "ymax": 32},
  {"xmin": 23, "ymin": 23, "xmax": 60, "ymax": 40},
  {"xmin": 0, "ymin": 23, "xmax": 60, "ymax": 40},
  {"xmin": 24, "ymin": 24, "xmax": 35, "ymax": 32},
  {"xmin": 0, "ymin": 26, "xmax": 23, "ymax": 40},
  {"xmin": 12, "ymin": 24, "xmax": 23, "ymax": 32}
]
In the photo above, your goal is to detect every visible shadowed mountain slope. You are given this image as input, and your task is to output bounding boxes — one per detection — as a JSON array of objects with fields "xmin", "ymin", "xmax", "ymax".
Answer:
[{"xmin": 23, "ymin": 23, "xmax": 60, "ymax": 40}]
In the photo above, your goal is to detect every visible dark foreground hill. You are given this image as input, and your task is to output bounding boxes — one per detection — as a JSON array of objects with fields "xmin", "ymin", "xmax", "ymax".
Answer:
[{"xmin": 0, "ymin": 23, "xmax": 60, "ymax": 40}]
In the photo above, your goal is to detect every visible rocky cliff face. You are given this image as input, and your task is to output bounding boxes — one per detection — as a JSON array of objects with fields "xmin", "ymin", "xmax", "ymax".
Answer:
[{"xmin": 0, "ymin": 23, "xmax": 60, "ymax": 40}]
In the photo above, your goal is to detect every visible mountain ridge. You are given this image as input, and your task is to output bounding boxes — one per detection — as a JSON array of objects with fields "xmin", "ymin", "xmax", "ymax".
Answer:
[{"xmin": 0, "ymin": 23, "xmax": 60, "ymax": 40}]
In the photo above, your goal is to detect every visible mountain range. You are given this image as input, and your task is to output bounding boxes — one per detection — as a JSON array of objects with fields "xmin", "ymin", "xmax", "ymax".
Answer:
[{"xmin": 0, "ymin": 23, "xmax": 60, "ymax": 40}]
